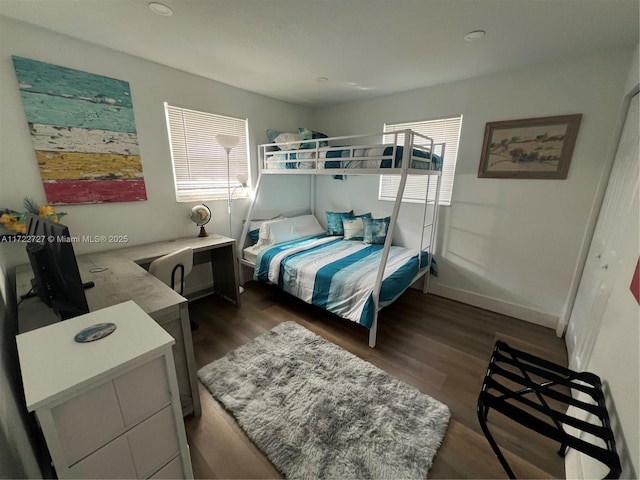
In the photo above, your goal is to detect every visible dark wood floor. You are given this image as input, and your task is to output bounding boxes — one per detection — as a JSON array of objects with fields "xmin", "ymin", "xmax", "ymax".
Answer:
[{"xmin": 184, "ymin": 282, "xmax": 568, "ymax": 479}]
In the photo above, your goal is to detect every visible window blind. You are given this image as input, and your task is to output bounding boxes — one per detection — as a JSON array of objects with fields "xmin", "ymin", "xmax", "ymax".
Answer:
[
  {"xmin": 380, "ymin": 115, "xmax": 462, "ymax": 206},
  {"xmin": 165, "ymin": 103, "xmax": 249, "ymax": 202}
]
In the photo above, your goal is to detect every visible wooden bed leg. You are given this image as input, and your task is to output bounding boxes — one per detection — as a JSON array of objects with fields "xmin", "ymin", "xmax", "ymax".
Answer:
[{"xmin": 368, "ymin": 314, "xmax": 378, "ymax": 348}]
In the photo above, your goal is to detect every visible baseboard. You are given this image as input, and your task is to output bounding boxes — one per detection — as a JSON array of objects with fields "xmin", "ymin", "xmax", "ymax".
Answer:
[{"xmin": 429, "ymin": 283, "xmax": 560, "ymax": 330}]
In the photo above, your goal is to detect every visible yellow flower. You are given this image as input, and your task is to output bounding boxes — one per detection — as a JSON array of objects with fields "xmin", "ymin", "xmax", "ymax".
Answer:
[
  {"xmin": 2, "ymin": 199, "xmax": 67, "ymax": 234},
  {"xmin": 1, "ymin": 215, "xmax": 19, "ymax": 232},
  {"xmin": 39, "ymin": 205, "xmax": 55, "ymax": 216}
]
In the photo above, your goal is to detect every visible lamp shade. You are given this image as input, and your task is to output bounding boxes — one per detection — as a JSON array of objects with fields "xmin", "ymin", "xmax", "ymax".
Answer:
[
  {"xmin": 216, "ymin": 134, "xmax": 240, "ymax": 151},
  {"xmin": 236, "ymin": 173, "xmax": 248, "ymax": 187}
]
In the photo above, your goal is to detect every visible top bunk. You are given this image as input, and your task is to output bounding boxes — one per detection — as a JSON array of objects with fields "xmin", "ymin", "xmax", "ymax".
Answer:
[{"xmin": 258, "ymin": 129, "xmax": 445, "ymax": 176}]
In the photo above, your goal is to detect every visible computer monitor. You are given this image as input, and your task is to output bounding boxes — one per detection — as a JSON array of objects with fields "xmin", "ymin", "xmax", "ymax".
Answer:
[{"xmin": 25, "ymin": 213, "xmax": 90, "ymax": 320}]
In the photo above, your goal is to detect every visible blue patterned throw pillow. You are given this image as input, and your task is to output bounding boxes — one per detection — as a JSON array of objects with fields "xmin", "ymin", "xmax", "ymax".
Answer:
[
  {"xmin": 326, "ymin": 210, "xmax": 354, "ymax": 236},
  {"xmin": 299, "ymin": 127, "xmax": 329, "ymax": 149},
  {"xmin": 363, "ymin": 216, "xmax": 391, "ymax": 244}
]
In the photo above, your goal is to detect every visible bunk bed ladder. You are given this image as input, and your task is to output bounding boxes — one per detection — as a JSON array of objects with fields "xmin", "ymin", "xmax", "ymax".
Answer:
[
  {"xmin": 369, "ymin": 129, "xmax": 412, "ymax": 348},
  {"xmin": 422, "ymin": 143, "xmax": 444, "ymax": 294}
]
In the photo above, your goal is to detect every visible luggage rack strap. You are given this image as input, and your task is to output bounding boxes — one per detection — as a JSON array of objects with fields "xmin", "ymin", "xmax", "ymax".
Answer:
[{"xmin": 477, "ymin": 340, "xmax": 621, "ymax": 479}]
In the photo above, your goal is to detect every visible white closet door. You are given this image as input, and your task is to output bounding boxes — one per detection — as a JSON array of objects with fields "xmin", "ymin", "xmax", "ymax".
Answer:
[{"xmin": 566, "ymin": 93, "xmax": 639, "ymax": 370}]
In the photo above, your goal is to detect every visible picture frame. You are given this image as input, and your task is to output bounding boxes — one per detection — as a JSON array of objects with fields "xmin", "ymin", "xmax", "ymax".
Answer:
[{"xmin": 478, "ymin": 114, "xmax": 582, "ymax": 179}]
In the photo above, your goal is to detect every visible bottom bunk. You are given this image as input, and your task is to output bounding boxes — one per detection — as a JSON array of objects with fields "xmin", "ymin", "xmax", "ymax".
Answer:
[{"xmin": 242, "ymin": 215, "xmax": 436, "ymax": 346}]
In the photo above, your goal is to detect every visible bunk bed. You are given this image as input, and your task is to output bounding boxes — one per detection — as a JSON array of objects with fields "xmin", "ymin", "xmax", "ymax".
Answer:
[{"xmin": 238, "ymin": 129, "xmax": 445, "ymax": 347}]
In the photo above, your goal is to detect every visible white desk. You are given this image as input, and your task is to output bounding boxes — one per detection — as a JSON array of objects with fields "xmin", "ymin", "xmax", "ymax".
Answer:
[
  {"xmin": 16, "ymin": 301, "xmax": 194, "ymax": 479},
  {"xmin": 16, "ymin": 234, "xmax": 240, "ymax": 417}
]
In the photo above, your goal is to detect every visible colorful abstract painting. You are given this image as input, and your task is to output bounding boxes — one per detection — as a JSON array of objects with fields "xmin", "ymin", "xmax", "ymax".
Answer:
[{"xmin": 12, "ymin": 56, "xmax": 147, "ymax": 204}]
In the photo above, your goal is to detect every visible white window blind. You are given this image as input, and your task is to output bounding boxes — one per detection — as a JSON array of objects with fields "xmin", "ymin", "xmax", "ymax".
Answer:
[
  {"xmin": 379, "ymin": 116, "xmax": 462, "ymax": 206},
  {"xmin": 165, "ymin": 103, "xmax": 249, "ymax": 202}
]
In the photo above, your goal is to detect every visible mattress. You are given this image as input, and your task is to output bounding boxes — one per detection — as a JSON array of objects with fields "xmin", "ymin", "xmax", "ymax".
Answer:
[{"xmin": 254, "ymin": 235, "xmax": 429, "ymax": 328}]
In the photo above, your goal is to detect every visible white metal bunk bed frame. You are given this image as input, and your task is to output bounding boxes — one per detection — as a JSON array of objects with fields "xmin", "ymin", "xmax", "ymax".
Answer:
[{"xmin": 238, "ymin": 129, "xmax": 445, "ymax": 347}]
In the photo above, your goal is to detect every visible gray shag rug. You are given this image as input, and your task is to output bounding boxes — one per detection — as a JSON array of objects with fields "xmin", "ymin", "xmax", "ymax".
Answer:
[{"xmin": 197, "ymin": 321, "xmax": 451, "ymax": 479}]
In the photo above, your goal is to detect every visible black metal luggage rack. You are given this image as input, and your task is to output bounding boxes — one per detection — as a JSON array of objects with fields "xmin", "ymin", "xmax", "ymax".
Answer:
[{"xmin": 477, "ymin": 340, "xmax": 621, "ymax": 479}]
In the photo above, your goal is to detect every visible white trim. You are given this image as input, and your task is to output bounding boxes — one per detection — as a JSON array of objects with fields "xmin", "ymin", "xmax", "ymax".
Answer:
[{"xmin": 429, "ymin": 282, "xmax": 560, "ymax": 330}]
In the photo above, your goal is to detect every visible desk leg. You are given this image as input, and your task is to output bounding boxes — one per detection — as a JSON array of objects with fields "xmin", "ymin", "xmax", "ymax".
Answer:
[
  {"xmin": 180, "ymin": 302, "xmax": 201, "ymax": 417},
  {"xmin": 211, "ymin": 243, "xmax": 241, "ymax": 307}
]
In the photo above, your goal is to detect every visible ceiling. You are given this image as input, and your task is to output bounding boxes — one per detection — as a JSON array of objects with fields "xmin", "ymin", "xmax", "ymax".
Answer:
[{"xmin": 1, "ymin": 0, "xmax": 638, "ymax": 107}]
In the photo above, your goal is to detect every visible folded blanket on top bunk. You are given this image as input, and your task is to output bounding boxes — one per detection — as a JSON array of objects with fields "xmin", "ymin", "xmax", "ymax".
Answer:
[
  {"xmin": 254, "ymin": 235, "xmax": 431, "ymax": 329},
  {"xmin": 265, "ymin": 146, "xmax": 442, "ymax": 171}
]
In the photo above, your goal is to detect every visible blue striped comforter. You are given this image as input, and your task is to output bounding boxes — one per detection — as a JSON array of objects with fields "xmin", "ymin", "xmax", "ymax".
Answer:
[{"xmin": 254, "ymin": 235, "xmax": 428, "ymax": 328}]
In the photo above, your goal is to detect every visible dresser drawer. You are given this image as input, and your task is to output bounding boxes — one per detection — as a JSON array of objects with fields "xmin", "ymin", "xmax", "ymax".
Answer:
[
  {"xmin": 68, "ymin": 435, "xmax": 136, "ymax": 479},
  {"xmin": 68, "ymin": 405, "xmax": 181, "ymax": 479},
  {"xmin": 51, "ymin": 356, "xmax": 172, "ymax": 465},
  {"xmin": 128, "ymin": 405, "xmax": 180, "ymax": 478},
  {"xmin": 149, "ymin": 455, "xmax": 185, "ymax": 479},
  {"xmin": 51, "ymin": 380, "xmax": 125, "ymax": 464},
  {"xmin": 114, "ymin": 356, "xmax": 171, "ymax": 425}
]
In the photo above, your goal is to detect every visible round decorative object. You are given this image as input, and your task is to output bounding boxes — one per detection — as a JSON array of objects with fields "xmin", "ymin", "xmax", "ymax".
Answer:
[
  {"xmin": 74, "ymin": 323, "xmax": 117, "ymax": 343},
  {"xmin": 190, "ymin": 204, "xmax": 211, "ymax": 237}
]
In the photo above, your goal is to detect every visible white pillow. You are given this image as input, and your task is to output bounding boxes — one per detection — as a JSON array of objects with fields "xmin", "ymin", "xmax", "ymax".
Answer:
[
  {"xmin": 256, "ymin": 215, "xmax": 324, "ymax": 248},
  {"xmin": 274, "ymin": 132, "xmax": 301, "ymax": 150},
  {"xmin": 248, "ymin": 215, "xmax": 284, "ymax": 233}
]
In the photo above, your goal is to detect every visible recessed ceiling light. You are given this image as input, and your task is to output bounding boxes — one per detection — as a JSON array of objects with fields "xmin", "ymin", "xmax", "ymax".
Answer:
[
  {"xmin": 464, "ymin": 30, "xmax": 486, "ymax": 41},
  {"xmin": 148, "ymin": 2, "xmax": 173, "ymax": 16},
  {"xmin": 316, "ymin": 76, "xmax": 329, "ymax": 82}
]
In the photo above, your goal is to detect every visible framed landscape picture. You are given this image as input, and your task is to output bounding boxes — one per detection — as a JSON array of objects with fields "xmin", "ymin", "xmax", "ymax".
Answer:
[{"xmin": 478, "ymin": 114, "xmax": 582, "ymax": 179}]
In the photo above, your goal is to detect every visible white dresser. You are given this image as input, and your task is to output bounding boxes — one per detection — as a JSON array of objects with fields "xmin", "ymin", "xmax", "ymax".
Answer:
[{"xmin": 16, "ymin": 300, "xmax": 194, "ymax": 479}]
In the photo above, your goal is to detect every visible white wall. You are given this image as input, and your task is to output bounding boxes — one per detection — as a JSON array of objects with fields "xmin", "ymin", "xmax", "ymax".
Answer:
[
  {"xmin": 314, "ymin": 49, "xmax": 634, "ymax": 329},
  {"xmin": 0, "ymin": 16, "xmax": 314, "ymax": 270}
]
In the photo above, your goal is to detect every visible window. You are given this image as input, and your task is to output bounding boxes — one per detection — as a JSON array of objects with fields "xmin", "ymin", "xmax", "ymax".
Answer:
[
  {"xmin": 164, "ymin": 103, "xmax": 249, "ymax": 202},
  {"xmin": 379, "ymin": 116, "xmax": 462, "ymax": 206}
]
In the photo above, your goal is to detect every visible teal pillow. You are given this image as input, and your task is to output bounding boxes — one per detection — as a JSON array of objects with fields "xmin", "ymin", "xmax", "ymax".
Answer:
[
  {"xmin": 248, "ymin": 228, "xmax": 260, "ymax": 244},
  {"xmin": 299, "ymin": 127, "xmax": 329, "ymax": 149},
  {"xmin": 326, "ymin": 210, "xmax": 354, "ymax": 235},
  {"xmin": 363, "ymin": 216, "xmax": 391, "ymax": 244}
]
